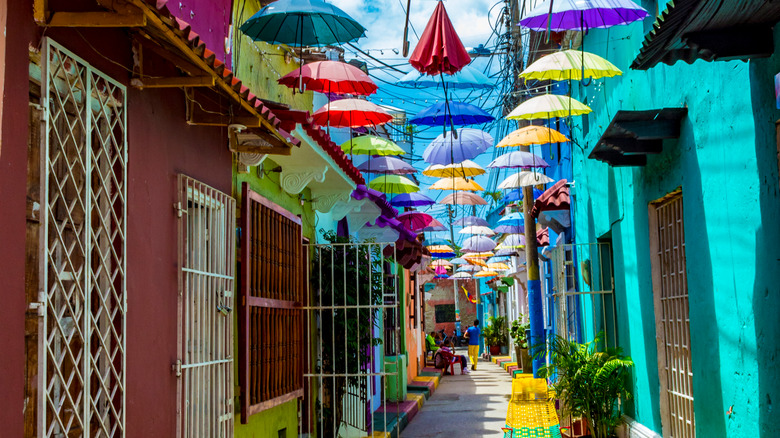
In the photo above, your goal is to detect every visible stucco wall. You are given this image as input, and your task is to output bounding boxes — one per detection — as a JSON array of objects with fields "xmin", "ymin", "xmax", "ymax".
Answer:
[
  {"xmin": 570, "ymin": 13, "xmax": 780, "ymax": 437},
  {"xmin": 423, "ymin": 280, "xmax": 478, "ymax": 335}
]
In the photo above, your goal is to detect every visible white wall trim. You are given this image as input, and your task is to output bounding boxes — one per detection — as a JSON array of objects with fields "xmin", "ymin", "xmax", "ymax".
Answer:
[{"xmin": 615, "ymin": 415, "xmax": 662, "ymax": 438}]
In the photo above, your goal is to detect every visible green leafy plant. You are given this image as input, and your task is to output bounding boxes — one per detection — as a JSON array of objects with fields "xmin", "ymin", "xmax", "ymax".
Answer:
[
  {"xmin": 483, "ymin": 190, "xmax": 503, "ymax": 203},
  {"xmin": 536, "ymin": 333, "xmax": 634, "ymax": 438},
  {"xmin": 509, "ymin": 315, "xmax": 531, "ymax": 349},
  {"xmin": 482, "ymin": 315, "xmax": 508, "ymax": 347}
]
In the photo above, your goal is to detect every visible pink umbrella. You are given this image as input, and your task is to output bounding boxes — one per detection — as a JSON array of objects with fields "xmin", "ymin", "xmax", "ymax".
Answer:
[
  {"xmin": 397, "ymin": 211, "xmax": 434, "ymax": 231},
  {"xmin": 278, "ymin": 60, "xmax": 377, "ymax": 95},
  {"xmin": 422, "ymin": 218, "xmax": 448, "ymax": 232}
]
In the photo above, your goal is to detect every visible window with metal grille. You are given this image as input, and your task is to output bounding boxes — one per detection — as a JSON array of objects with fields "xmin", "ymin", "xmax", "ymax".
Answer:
[
  {"xmin": 435, "ymin": 304, "xmax": 457, "ymax": 323},
  {"xmin": 176, "ymin": 175, "xmax": 235, "ymax": 438},
  {"xmin": 239, "ymin": 183, "xmax": 304, "ymax": 423}
]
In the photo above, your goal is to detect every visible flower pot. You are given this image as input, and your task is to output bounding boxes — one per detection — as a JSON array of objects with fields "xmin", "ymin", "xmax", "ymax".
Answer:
[
  {"xmin": 515, "ymin": 346, "xmax": 532, "ymax": 372},
  {"xmin": 489, "ymin": 345, "xmax": 501, "ymax": 355}
]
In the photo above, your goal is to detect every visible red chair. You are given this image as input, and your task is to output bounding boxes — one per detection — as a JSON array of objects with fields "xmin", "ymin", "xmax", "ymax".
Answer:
[{"xmin": 436, "ymin": 349, "xmax": 461, "ymax": 375}]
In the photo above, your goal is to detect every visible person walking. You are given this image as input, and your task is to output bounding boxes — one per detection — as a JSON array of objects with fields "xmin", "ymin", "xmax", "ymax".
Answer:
[{"xmin": 464, "ymin": 319, "xmax": 480, "ymax": 371}]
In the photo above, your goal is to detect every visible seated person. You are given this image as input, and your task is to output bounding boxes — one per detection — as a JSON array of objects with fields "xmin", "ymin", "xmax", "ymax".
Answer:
[
  {"xmin": 438, "ymin": 340, "xmax": 470, "ymax": 375},
  {"xmin": 425, "ymin": 331, "xmax": 440, "ymax": 355}
]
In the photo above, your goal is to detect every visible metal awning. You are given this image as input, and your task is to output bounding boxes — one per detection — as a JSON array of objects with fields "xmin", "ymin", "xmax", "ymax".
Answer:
[
  {"xmin": 632, "ymin": 0, "xmax": 780, "ymax": 70},
  {"xmin": 589, "ymin": 108, "xmax": 687, "ymax": 166}
]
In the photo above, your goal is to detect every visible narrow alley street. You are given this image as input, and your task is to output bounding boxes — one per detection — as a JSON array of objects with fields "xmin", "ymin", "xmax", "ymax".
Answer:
[{"xmin": 403, "ymin": 355, "xmax": 512, "ymax": 437}]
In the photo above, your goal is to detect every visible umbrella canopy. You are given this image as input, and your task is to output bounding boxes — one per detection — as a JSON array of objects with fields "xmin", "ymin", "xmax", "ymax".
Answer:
[
  {"xmin": 487, "ymin": 262, "xmax": 510, "ymax": 271},
  {"xmin": 520, "ymin": 50, "xmax": 622, "ymax": 81},
  {"xmin": 495, "ymin": 248, "xmax": 520, "ymax": 256},
  {"xmin": 459, "ymin": 225, "xmax": 495, "ymax": 236},
  {"xmin": 506, "ymin": 95, "xmax": 592, "ymax": 120},
  {"xmin": 439, "ymin": 192, "xmax": 488, "ymax": 205},
  {"xmin": 450, "ymin": 257, "xmax": 468, "ymax": 265},
  {"xmin": 410, "ymin": 101, "xmax": 495, "ymax": 126},
  {"xmin": 430, "ymin": 177, "xmax": 484, "ymax": 191},
  {"xmin": 453, "ymin": 216, "xmax": 489, "ymax": 227},
  {"xmin": 498, "ymin": 171, "xmax": 555, "ymax": 189},
  {"xmin": 474, "ymin": 270, "xmax": 498, "ymax": 278},
  {"xmin": 488, "ymin": 151, "xmax": 550, "ymax": 169},
  {"xmin": 497, "ymin": 126, "xmax": 569, "ymax": 148},
  {"xmin": 340, "ymin": 135, "xmax": 405, "ymax": 156},
  {"xmin": 357, "ymin": 156, "xmax": 416, "ymax": 174},
  {"xmin": 461, "ymin": 235, "xmax": 497, "ymax": 253},
  {"xmin": 519, "ymin": 0, "xmax": 648, "ymax": 32},
  {"xmin": 390, "ymin": 192, "xmax": 436, "ymax": 207},
  {"xmin": 397, "ymin": 65, "xmax": 494, "ymax": 89},
  {"xmin": 431, "ymin": 259, "xmax": 453, "ymax": 267},
  {"xmin": 494, "ymin": 224, "xmax": 525, "ymax": 234},
  {"xmin": 498, "ymin": 212, "xmax": 524, "ymax": 226},
  {"xmin": 462, "ymin": 251, "xmax": 494, "ymax": 259},
  {"xmin": 313, "ymin": 99, "xmax": 393, "ymax": 127},
  {"xmin": 498, "ymin": 234, "xmax": 525, "ymax": 248},
  {"xmin": 423, "ymin": 128, "xmax": 494, "ymax": 165},
  {"xmin": 449, "ymin": 272, "xmax": 473, "ymax": 279},
  {"xmin": 408, "ymin": 1, "xmax": 471, "ymax": 75},
  {"xmin": 240, "ymin": 0, "xmax": 366, "ymax": 46},
  {"xmin": 423, "ymin": 160, "xmax": 486, "ymax": 178},
  {"xmin": 421, "ymin": 218, "xmax": 448, "ymax": 232},
  {"xmin": 457, "ymin": 265, "xmax": 481, "ymax": 272},
  {"xmin": 368, "ymin": 175, "xmax": 420, "ymax": 194},
  {"xmin": 277, "ymin": 60, "xmax": 377, "ymax": 95},
  {"xmin": 397, "ymin": 211, "xmax": 433, "ymax": 231},
  {"xmin": 502, "ymin": 188, "xmax": 544, "ymax": 203}
]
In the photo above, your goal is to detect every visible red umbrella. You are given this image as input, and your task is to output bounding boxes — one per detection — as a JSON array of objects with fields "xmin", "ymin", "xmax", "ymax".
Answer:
[
  {"xmin": 409, "ymin": 1, "xmax": 471, "ymax": 76},
  {"xmin": 397, "ymin": 211, "xmax": 434, "ymax": 231},
  {"xmin": 312, "ymin": 99, "xmax": 393, "ymax": 128},
  {"xmin": 278, "ymin": 61, "xmax": 378, "ymax": 95}
]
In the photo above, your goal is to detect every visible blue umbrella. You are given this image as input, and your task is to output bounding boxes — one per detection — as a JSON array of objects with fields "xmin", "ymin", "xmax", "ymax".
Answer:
[
  {"xmin": 494, "ymin": 224, "xmax": 525, "ymax": 234},
  {"xmin": 422, "ymin": 128, "xmax": 494, "ymax": 165},
  {"xmin": 357, "ymin": 156, "xmax": 416, "ymax": 174},
  {"xmin": 240, "ymin": 0, "xmax": 366, "ymax": 46},
  {"xmin": 397, "ymin": 65, "xmax": 495, "ymax": 90},
  {"xmin": 498, "ymin": 212, "xmax": 524, "ymax": 226},
  {"xmin": 391, "ymin": 192, "xmax": 436, "ymax": 207},
  {"xmin": 409, "ymin": 101, "xmax": 495, "ymax": 126},
  {"xmin": 502, "ymin": 188, "xmax": 544, "ymax": 203}
]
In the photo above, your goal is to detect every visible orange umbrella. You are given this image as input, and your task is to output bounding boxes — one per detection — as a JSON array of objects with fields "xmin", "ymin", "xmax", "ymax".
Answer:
[
  {"xmin": 496, "ymin": 126, "xmax": 569, "ymax": 148},
  {"xmin": 429, "ymin": 177, "xmax": 484, "ymax": 191}
]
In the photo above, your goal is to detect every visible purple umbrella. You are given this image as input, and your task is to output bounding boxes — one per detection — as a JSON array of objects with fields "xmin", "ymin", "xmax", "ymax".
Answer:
[
  {"xmin": 423, "ymin": 128, "xmax": 493, "ymax": 165},
  {"xmin": 495, "ymin": 248, "xmax": 520, "ymax": 257},
  {"xmin": 488, "ymin": 151, "xmax": 550, "ymax": 169},
  {"xmin": 391, "ymin": 192, "xmax": 436, "ymax": 207},
  {"xmin": 357, "ymin": 156, "xmax": 416, "ymax": 174},
  {"xmin": 453, "ymin": 216, "xmax": 489, "ymax": 227},
  {"xmin": 461, "ymin": 235, "xmax": 497, "ymax": 253},
  {"xmin": 519, "ymin": 0, "xmax": 648, "ymax": 32},
  {"xmin": 397, "ymin": 211, "xmax": 434, "ymax": 231},
  {"xmin": 494, "ymin": 224, "xmax": 525, "ymax": 234},
  {"xmin": 498, "ymin": 234, "xmax": 526, "ymax": 248}
]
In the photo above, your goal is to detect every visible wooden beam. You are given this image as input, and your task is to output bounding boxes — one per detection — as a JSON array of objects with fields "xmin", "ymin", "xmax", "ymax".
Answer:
[
  {"xmin": 131, "ymin": 76, "xmax": 215, "ymax": 89},
  {"xmin": 134, "ymin": 35, "xmax": 204, "ymax": 77},
  {"xmin": 47, "ymin": 11, "xmax": 146, "ymax": 27},
  {"xmin": 33, "ymin": 0, "xmax": 48, "ymax": 24},
  {"xmin": 232, "ymin": 143, "xmax": 292, "ymax": 156},
  {"xmin": 189, "ymin": 113, "xmax": 264, "ymax": 128}
]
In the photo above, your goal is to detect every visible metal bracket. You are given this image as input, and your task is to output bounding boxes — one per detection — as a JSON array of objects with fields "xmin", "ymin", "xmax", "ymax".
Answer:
[
  {"xmin": 172, "ymin": 359, "xmax": 182, "ymax": 377},
  {"xmin": 28, "ymin": 291, "xmax": 46, "ymax": 316},
  {"xmin": 173, "ymin": 202, "xmax": 187, "ymax": 218}
]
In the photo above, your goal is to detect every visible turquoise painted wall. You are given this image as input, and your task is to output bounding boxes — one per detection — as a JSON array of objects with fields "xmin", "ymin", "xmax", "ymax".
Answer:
[{"xmin": 569, "ymin": 6, "xmax": 780, "ymax": 437}]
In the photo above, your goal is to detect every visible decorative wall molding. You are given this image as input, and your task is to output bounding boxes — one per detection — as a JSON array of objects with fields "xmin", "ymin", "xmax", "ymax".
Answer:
[
  {"xmin": 314, "ymin": 191, "xmax": 351, "ymax": 214},
  {"xmin": 280, "ymin": 166, "xmax": 328, "ymax": 195}
]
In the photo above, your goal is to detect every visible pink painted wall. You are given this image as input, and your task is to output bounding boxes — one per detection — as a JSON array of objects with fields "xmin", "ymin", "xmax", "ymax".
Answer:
[{"xmin": 162, "ymin": 0, "xmax": 234, "ymax": 68}]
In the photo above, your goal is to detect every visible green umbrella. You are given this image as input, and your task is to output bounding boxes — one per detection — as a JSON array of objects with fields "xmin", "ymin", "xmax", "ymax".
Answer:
[
  {"xmin": 340, "ymin": 135, "xmax": 406, "ymax": 156},
  {"xmin": 368, "ymin": 175, "xmax": 420, "ymax": 194}
]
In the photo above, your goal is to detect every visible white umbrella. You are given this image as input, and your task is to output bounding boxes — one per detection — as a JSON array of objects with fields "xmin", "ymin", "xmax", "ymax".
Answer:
[
  {"xmin": 497, "ymin": 171, "xmax": 554, "ymax": 189},
  {"xmin": 458, "ymin": 225, "xmax": 496, "ymax": 236},
  {"xmin": 449, "ymin": 272, "xmax": 473, "ymax": 279}
]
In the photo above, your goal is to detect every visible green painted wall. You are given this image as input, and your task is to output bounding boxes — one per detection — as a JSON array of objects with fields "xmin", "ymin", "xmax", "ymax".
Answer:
[
  {"xmin": 234, "ymin": 399, "xmax": 298, "ymax": 438},
  {"xmin": 569, "ymin": 6, "xmax": 780, "ymax": 437}
]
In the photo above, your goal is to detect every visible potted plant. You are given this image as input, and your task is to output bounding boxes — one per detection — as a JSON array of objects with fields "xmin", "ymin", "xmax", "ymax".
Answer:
[
  {"xmin": 482, "ymin": 316, "xmax": 508, "ymax": 356},
  {"xmin": 536, "ymin": 332, "xmax": 634, "ymax": 438},
  {"xmin": 509, "ymin": 316, "xmax": 531, "ymax": 372}
]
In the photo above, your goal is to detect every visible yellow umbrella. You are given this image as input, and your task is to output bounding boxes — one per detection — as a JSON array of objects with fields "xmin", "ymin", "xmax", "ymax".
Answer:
[
  {"xmin": 519, "ymin": 50, "xmax": 622, "ymax": 81},
  {"xmin": 463, "ymin": 251, "xmax": 494, "ymax": 259},
  {"xmin": 469, "ymin": 259, "xmax": 488, "ymax": 267},
  {"xmin": 506, "ymin": 94, "xmax": 591, "ymax": 120},
  {"xmin": 423, "ymin": 160, "xmax": 486, "ymax": 178},
  {"xmin": 497, "ymin": 126, "xmax": 569, "ymax": 148},
  {"xmin": 430, "ymin": 177, "xmax": 484, "ymax": 191},
  {"xmin": 487, "ymin": 262, "xmax": 510, "ymax": 271},
  {"xmin": 428, "ymin": 245, "xmax": 454, "ymax": 252},
  {"xmin": 431, "ymin": 259, "xmax": 453, "ymax": 267},
  {"xmin": 474, "ymin": 270, "xmax": 499, "ymax": 278}
]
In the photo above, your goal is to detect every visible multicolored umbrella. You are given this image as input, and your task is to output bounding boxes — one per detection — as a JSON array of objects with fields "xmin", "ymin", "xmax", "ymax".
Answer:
[
  {"xmin": 397, "ymin": 65, "xmax": 494, "ymax": 89},
  {"xmin": 519, "ymin": 50, "xmax": 622, "ymax": 81},
  {"xmin": 357, "ymin": 156, "xmax": 416, "ymax": 174},
  {"xmin": 488, "ymin": 151, "xmax": 550, "ymax": 168},
  {"xmin": 408, "ymin": 1, "xmax": 471, "ymax": 75},
  {"xmin": 423, "ymin": 128, "xmax": 494, "ymax": 165},
  {"xmin": 459, "ymin": 225, "xmax": 495, "ymax": 236},
  {"xmin": 461, "ymin": 235, "xmax": 497, "ymax": 253},
  {"xmin": 497, "ymin": 171, "xmax": 555, "ymax": 189},
  {"xmin": 519, "ymin": 0, "xmax": 648, "ymax": 32},
  {"xmin": 439, "ymin": 192, "xmax": 488, "ymax": 205},
  {"xmin": 390, "ymin": 192, "xmax": 436, "ymax": 207},
  {"xmin": 313, "ymin": 99, "xmax": 393, "ymax": 127},
  {"xmin": 506, "ymin": 95, "xmax": 591, "ymax": 120},
  {"xmin": 340, "ymin": 135, "xmax": 405, "ymax": 155},
  {"xmin": 423, "ymin": 160, "xmax": 486, "ymax": 178},
  {"xmin": 454, "ymin": 216, "xmax": 489, "ymax": 227},
  {"xmin": 410, "ymin": 101, "xmax": 495, "ymax": 126},
  {"xmin": 497, "ymin": 126, "xmax": 569, "ymax": 148},
  {"xmin": 397, "ymin": 211, "xmax": 434, "ymax": 231},
  {"xmin": 430, "ymin": 177, "xmax": 484, "ymax": 191},
  {"xmin": 278, "ymin": 60, "xmax": 377, "ymax": 95},
  {"xmin": 368, "ymin": 175, "xmax": 420, "ymax": 193}
]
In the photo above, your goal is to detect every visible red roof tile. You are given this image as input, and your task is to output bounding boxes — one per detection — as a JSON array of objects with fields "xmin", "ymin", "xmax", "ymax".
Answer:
[{"xmin": 531, "ymin": 179, "xmax": 570, "ymax": 219}]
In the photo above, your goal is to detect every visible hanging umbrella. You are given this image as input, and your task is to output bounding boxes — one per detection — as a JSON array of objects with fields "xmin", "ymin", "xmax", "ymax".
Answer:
[
  {"xmin": 498, "ymin": 171, "xmax": 555, "ymax": 189},
  {"xmin": 487, "ymin": 255, "xmax": 511, "ymax": 263},
  {"xmin": 497, "ymin": 234, "xmax": 526, "ymax": 249},
  {"xmin": 421, "ymin": 218, "xmax": 448, "ymax": 232},
  {"xmin": 498, "ymin": 212, "xmax": 524, "ymax": 226},
  {"xmin": 461, "ymin": 235, "xmax": 497, "ymax": 253},
  {"xmin": 459, "ymin": 225, "xmax": 495, "ymax": 236},
  {"xmin": 520, "ymin": 50, "xmax": 622, "ymax": 81},
  {"xmin": 408, "ymin": 1, "xmax": 471, "ymax": 75},
  {"xmin": 474, "ymin": 270, "xmax": 499, "ymax": 278},
  {"xmin": 423, "ymin": 238, "xmax": 450, "ymax": 247},
  {"xmin": 430, "ymin": 177, "xmax": 484, "ymax": 192},
  {"xmin": 239, "ymin": 0, "xmax": 366, "ymax": 46},
  {"xmin": 454, "ymin": 216, "xmax": 489, "ymax": 227},
  {"xmin": 450, "ymin": 257, "xmax": 468, "ymax": 265},
  {"xmin": 340, "ymin": 135, "xmax": 405, "ymax": 156},
  {"xmin": 430, "ymin": 249, "xmax": 456, "ymax": 258},
  {"xmin": 487, "ymin": 262, "xmax": 510, "ymax": 271},
  {"xmin": 494, "ymin": 224, "xmax": 525, "ymax": 234},
  {"xmin": 397, "ymin": 211, "xmax": 434, "ymax": 231},
  {"xmin": 423, "ymin": 160, "xmax": 486, "ymax": 178},
  {"xmin": 462, "ymin": 251, "xmax": 493, "ymax": 259},
  {"xmin": 502, "ymin": 188, "xmax": 544, "ymax": 204},
  {"xmin": 488, "ymin": 151, "xmax": 550, "ymax": 169},
  {"xmin": 439, "ymin": 192, "xmax": 488, "ymax": 205},
  {"xmin": 495, "ymin": 248, "xmax": 520, "ymax": 257},
  {"xmin": 506, "ymin": 95, "xmax": 591, "ymax": 120},
  {"xmin": 457, "ymin": 265, "xmax": 481, "ymax": 272},
  {"xmin": 410, "ymin": 101, "xmax": 495, "ymax": 126},
  {"xmin": 519, "ymin": 0, "xmax": 648, "ymax": 32},
  {"xmin": 423, "ymin": 128, "xmax": 494, "ymax": 165},
  {"xmin": 278, "ymin": 60, "xmax": 377, "ymax": 95},
  {"xmin": 313, "ymin": 99, "xmax": 392, "ymax": 127},
  {"xmin": 449, "ymin": 272, "xmax": 473, "ymax": 279},
  {"xmin": 357, "ymin": 156, "xmax": 416, "ymax": 174},
  {"xmin": 431, "ymin": 259, "xmax": 453, "ymax": 267},
  {"xmin": 397, "ymin": 65, "xmax": 494, "ymax": 89},
  {"xmin": 368, "ymin": 175, "xmax": 419, "ymax": 193},
  {"xmin": 390, "ymin": 192, "xmax": 436, "ymax": 207},
  {"xmin": 497, "ymin": 126, "xmax": 570, "ymax": 148}
]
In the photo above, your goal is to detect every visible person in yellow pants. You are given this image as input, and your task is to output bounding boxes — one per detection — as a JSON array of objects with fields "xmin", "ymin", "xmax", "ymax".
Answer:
[{"xmin": 464, "ymin": 319, "xmax": 480, "ymax": 371}]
